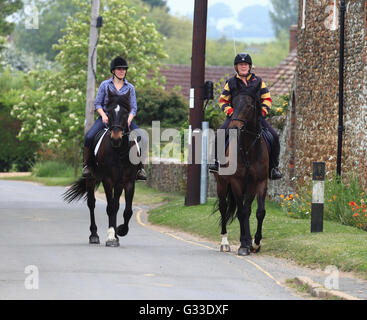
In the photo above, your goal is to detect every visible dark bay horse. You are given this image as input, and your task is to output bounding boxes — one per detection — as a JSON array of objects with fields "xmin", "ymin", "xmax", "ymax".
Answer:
[
  {"xmin": 213, "ymin": 93, "xmax": 269, "ymax": 256},
  {"xmin": 63, "ymin": 89, "xmax": 139, "ymax": 247}
]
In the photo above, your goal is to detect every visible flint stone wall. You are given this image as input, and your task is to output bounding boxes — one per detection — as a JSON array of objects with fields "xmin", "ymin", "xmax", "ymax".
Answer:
[{"xmin": 293, "ymin": 0, "xmax": 367, "ymax": 190}]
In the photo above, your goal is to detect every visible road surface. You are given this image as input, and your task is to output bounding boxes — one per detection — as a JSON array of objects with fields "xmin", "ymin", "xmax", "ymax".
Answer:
[{"xmin": 0, "ymin": 179, "xmax": 307, "ymax": 300}]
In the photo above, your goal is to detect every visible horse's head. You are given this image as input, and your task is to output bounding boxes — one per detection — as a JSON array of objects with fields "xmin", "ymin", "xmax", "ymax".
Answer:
[
  {"xmin": 106, "ymin": 88, "xmax": 131, "ymax": 148},
  {"xmin": 230, "ymin": 94, "xmax": 260, "ymax": 130}
]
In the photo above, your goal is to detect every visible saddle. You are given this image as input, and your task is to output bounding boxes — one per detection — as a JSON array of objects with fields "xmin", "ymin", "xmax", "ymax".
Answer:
[
  {"xmin": 91, "ymin": 128, "xmax": 141, "ymax": 160},
  {"xmin": 261, "ymin": 127, "xmax": 274, "ymax": 155}
]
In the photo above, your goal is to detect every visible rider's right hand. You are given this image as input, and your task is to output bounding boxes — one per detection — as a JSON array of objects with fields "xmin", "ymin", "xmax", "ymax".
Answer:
[{"xmin": 102, "ymin": 114, "xmax": 109, "ymax": 124}]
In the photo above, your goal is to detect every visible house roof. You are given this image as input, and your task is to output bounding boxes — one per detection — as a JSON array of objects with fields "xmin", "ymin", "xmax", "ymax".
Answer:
[{"xmin": 160, "ymin": 49, "xmax": 297, "ymax": 99}]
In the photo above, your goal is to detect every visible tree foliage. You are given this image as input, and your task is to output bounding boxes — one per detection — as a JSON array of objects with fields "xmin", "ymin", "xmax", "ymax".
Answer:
[
  {"xmin": 14, "ymin": 0, "xmax": 78, "ymax": 61},
  {"xmin": 269, "ymin": 0, "xmax": 298, "ymax": 36},
  {"xmin": 11, "ymin": 0, "xmax": 167, "ymax": 162},
  {"xmin": 0, "ymin": 0, "xmax": 23, "ymax": 36},
  {"xmin": 141, "ymin": 0, "xmax": 167, "ymax": 10}
]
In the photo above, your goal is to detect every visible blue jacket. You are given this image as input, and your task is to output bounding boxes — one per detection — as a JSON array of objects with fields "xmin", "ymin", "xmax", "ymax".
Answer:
[{"xmin": 94, "ymin": 77, "xmax": 138, "ymax": 116}]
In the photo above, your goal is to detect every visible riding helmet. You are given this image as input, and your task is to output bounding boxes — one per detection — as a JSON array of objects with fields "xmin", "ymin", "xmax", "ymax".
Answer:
[
  {"xmin": 110, "ymin": 56, "xmax": 129, "ymax": 73},
  {"xmin": 234, "ymin": 53, "xmax": 252, "ymax": 66}
]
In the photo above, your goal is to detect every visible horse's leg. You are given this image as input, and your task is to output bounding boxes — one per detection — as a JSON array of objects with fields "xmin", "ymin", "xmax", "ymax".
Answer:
[
  {"xmin": 252, "ymin": 184, "xmax": 267, "ymax": 253},
  {"xmin": 103, "ymin": 181, "xmax": 120, "ymax": 247},
  {"xmin": 217, "ymin": 180, "xmax": 231, "ymax": 252},
  {"xmin": 117, "ymin": 181, "xmax": 135, "ymax": 237},
  {"xmin": 237, "ymin": 191, "xmax": 255, "ymax": 256},
  {"xmin": 87, "ymin": 178, "xmax": 100, "ymax": 244}
]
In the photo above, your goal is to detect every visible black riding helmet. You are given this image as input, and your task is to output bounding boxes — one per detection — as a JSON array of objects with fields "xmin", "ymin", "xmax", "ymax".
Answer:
[
  {"xmin": 234, "ymin": 53, "xmax": 252, "ymax": 66},
  {"xmin": 110, "ymin": 56, "xmax": 129, "ymax": 73}
]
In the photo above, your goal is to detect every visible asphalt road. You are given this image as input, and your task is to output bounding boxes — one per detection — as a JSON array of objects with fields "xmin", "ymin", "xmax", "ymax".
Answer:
[{"xmin": 0, "ymin": 179, "xmax": 314, "ymax": 302}]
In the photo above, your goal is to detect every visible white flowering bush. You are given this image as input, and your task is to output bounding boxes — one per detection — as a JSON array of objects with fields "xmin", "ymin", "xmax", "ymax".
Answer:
[{"xmin": 11, "ymin": 0, "xmax": 167, "ymax": 162}]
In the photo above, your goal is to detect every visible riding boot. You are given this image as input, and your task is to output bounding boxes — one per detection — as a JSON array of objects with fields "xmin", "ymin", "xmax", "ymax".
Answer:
[
  {"xmin": 269, "ymin": 151, "xmax": 282, "ymax": 180},
  {"xmin": 209, "ymin": 161, "xmax": 219, "ymax": 173},
  {"xmin": 136, "ymin": 163, "xmax": 147, "ymax": 181},
  {"xmin": 209, "ymin": 131, "xmax": 219, "ymax": 173},
  {"xmin": 82, "ymin": 146, "xmax": 93, "ymax": 178}
]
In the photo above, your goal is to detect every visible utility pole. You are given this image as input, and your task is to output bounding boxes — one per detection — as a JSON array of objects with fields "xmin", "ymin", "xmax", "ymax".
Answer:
[
  {"xmin": 185, "ymin": 0, "xmax": 208, "ymax": 206},
  {"xmin": 85, "ymin": 0, "xmax": 100, "ymax": 134}
]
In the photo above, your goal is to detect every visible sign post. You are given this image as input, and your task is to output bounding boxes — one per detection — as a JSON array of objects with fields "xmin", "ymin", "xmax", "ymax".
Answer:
[{"xmin": 311, "ymin": 162, "xmax": 325, "ymax": 233}]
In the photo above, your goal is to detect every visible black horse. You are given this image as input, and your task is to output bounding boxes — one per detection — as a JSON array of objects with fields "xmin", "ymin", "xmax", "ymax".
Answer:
[
  {"xmin": 63, "ymin": 89, "xmax": 139, "ymax": 247},
  {"xmin": 213, "ymin": 93, "xmax": 269, "ymax": 256}
]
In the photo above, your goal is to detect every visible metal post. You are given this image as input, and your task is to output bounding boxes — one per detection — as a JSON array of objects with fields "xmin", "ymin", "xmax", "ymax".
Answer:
[
  {"xmin": 185, "ymin": 0, "xmax": 208, "ymax": 206},
  {"xmin": 336, "ymin": 0, "xmax": 346, "ymax": 178},
  {"xmin": 85, "ymin": 0, "xmax": 100, "ymax": 134},
  {"xmin": 200, "ymin": 121, "xmax": 209, "ymax": 204},
  {"xmin": 311, "ymin": 162, "xmax": 325, "ymax": 233}
]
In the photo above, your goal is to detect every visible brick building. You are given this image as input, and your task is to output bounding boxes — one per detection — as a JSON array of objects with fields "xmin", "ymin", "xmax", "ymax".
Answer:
[{"xmin": 277, "ymin": 0, "xmax": 367, "ymax": 196}]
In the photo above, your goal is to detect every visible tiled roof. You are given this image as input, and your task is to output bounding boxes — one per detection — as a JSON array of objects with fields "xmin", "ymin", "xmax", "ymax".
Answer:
[
  {"xmin": 160, "ymin": 49, "xmax": 297, "ymax": 99},
  {"xmin": 268, "ymin": 49, "xmax": 297, "ymax": 96}
]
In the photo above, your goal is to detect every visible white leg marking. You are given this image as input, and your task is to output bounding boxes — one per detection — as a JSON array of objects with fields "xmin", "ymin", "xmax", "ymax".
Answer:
[
  {"xmin": 221, "ymin": 234, "xmax": 229, "ymax": 246},
  {"xmin": 252, "ymin": 239, "xmax": 261, "ymax": 250},
  {"xmin": 107, "ymin": 227, "xmax": 115, "ymax": 241}
]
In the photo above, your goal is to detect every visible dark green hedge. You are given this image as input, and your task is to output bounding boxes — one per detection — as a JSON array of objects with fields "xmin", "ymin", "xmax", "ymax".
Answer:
[{"xmin": 135, "ymin": 87, "xmax": 188, "ymax": 127}]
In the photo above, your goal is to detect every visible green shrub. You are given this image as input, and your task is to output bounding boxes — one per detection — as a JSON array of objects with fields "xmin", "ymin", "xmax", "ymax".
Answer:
[{"xmin": 135, "ymin": 86, "xmax": 188, "ymax": 127}]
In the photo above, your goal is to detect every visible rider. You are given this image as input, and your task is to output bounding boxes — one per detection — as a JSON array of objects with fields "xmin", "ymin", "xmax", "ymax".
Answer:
[
  {"xmin": 82, "ymin": 56, "xmax": 147, "ymax": 181},
  {"xmin": 208, "ymin": 53, "xmax": 282, "ymax": 180}
]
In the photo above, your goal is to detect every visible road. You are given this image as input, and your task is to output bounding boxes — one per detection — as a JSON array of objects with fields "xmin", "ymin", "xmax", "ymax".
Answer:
[{"xmin": 0, "ymin": 180, "xmax": 306, "ymax": 300}]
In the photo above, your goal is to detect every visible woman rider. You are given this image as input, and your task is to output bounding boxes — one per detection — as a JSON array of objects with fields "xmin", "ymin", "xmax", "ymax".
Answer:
[
  {"xmin": 209, "ymin": 53, "xmax": 282, "ymax": 180},
  {"xmin": 82, "ymin": 56, "xmax": 147, "ymax": 180}
]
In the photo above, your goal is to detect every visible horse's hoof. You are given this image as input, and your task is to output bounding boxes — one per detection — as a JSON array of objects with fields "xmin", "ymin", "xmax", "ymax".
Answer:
[
  {"xmin": 251, "ymin": 240, "xmax": 261, "ymax": 253},
  {"xmin": 116, "ymin": 224, "xmax": 129, "ymax": 237},
  {"xmin": 220, "ymin": 245, "xmax": 231, "ymax": 252},
  {"xmin": 106, "ymin": 239, "xmax": 119, "ymax": 247},
  {"xmin": 238, "ymin": 247, "xmax": 251, "ymax": 256},
  {"xmin": 89, "ymin": 235, "xmax": 100, "ymax": 244}
]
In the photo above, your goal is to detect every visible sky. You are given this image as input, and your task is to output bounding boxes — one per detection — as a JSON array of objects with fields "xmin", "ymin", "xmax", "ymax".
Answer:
[{"xmin": 166, "ymin": 0, "xmax": 272, "ymax": 17}]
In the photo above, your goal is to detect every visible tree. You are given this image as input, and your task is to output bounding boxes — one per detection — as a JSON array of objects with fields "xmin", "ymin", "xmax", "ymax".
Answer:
[
  {"xmin": 0, "ymin": 0, "xmax": 23, "ymax": 57},
  {"xmin": 269, "ymin": 0, "xmax": 298, "ymax": 36},
  {"xmin": 141, "ymin": 0, "xmax": 167, "ymax": 10},
  {"xmin": 0, "ymin": 0, "xmax": 23, "ymax": 36},
  {"xmin": 11, "ymin": 0, "xmax": 167, "ymax": 164},
  {"xmin": 14, "ymin": 0, "xmax": 79, "ymax": 61}
]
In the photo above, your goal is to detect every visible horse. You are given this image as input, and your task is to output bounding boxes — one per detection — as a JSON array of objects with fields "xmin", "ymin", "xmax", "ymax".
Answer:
[
  {"xmin": 213, "ymin": 93, "xmax": 269, "ymax": 256},
  {"xmin": 63, "ymin": 89, "xmax": 139, "ymax": 247}
]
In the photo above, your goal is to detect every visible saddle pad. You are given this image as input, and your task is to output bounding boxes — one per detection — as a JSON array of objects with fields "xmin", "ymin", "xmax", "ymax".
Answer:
[{"xmin": 94, "ymin": 129, "xmax": 108, "ymax": 156}]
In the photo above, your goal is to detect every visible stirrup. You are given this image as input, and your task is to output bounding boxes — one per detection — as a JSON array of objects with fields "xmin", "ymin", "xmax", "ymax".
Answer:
[
  {"xmin": 136, "ymin": 168, "xmax": 147, "ymax": 181},
  {"xmin": 82, "ymin": 165, "xmax": 93, "ymax": 178},
  {"xmin": 209, "ymin": 161, "xmax": 219, "ymax": 173},
  {"xmin": 270, "ymin": 168, "xmax": 282, "ymax": 180}
]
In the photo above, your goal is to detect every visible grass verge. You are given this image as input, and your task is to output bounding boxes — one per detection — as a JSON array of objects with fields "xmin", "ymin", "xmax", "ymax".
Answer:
[{"xmin": 148, "ymin": 197, "xmax": 367, "ymax": 280}]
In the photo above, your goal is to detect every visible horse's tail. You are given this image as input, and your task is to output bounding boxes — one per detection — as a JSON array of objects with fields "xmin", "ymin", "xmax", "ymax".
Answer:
[
  {"xmin": 62, "ymin": 178, "xmax": 87, "ymax": 203},
  {"xmin": 225, "ymin": 184, "xmax": 238, "ymax": 224},
  {"xmin": 212, "ymin": 184, "xmax": 238, "ymax": 226},
  {"xmin": 63, "ymin": 178, "xmax": 100, "ymax": 203}
]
